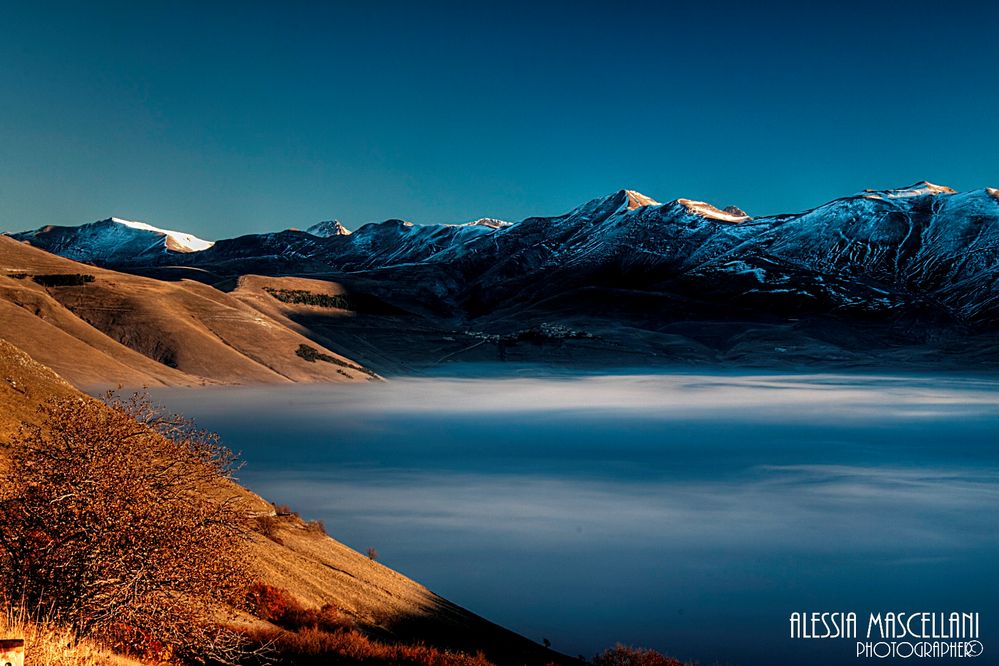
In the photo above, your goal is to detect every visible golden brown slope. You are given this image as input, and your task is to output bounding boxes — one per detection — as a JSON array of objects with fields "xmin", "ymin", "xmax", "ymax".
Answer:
[
  {"xmin": 0, "ymin": 338, "xmax": 77, "ymax": 440},
  {"xmin": 229, "ymin": 274, "xmax": 353, "ymax": 332},
  {"xmin": 0, "ymin": 236, "xmax": 372, "ymax": 388}
]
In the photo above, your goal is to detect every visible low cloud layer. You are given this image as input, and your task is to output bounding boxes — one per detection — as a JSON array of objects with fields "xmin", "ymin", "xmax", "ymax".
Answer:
[{"xmin": 151, "ymin": 372, "xmax": 999, "ymax": 661}]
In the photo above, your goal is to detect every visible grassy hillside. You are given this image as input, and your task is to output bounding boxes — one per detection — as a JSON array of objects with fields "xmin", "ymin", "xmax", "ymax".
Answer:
[
  {"xmin": 0, "ymin": 236, "xmax": 373, "ymax": 388},
  {"xmin": 0, "ymin": 338, "xmax": 77, "ymax": 440}
]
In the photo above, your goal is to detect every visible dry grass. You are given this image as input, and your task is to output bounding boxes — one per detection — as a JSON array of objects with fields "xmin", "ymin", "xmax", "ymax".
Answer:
[
  {"xmin": 243, "ymin": 583, "xmax": 494, "ymax": 666},
  {"xmin": 0, "ymin": 339, "xmax": 78, "ymax": 444},
  {"xmin": 0, "ymin": 606, "xmax": 127, "ymax": 666}
]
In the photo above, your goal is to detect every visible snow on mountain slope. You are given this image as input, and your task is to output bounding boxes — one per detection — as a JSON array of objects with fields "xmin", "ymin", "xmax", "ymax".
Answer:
[
  {"xmin": 326, "ymin": 218, "xmax": 507, "ymax": 269},
  {"xmin": 110, "ymin": 217, "xmax": 214, "ymax": 251},
  {"xmin": 676, "ymin": 198, "xmax": 751, "ymax": 222},
  {"xmin": 624, "ymin": 190, "xmax": 660, "ymax": 210},
  {"xmin": 468, "ymin": 189, "xmax": 665, "ymax": 271},
  {"xmin": 703, "ymin": 183, "xmax": 999, "ymax": 321},
  {"xmin": 12, "ymin": 217, "xmax": 213, "ymax": 264},
  {"xmin": 751, "ymin": 184, "xmax": 991, "ymax": 282},
  {"xmin": 861, "ymin": 181, "xmax": 956, "ymax": 200},
  {"xmin": 428, "ymin": 182, "xmax": 999, "ymax": 323},
  {"xmin": 561, "ymin": 189, "xmax": 659, "ymax": 221},
  {"xmin": 460, "ymin": 218, "xmax": 513, "ymax": 229}
]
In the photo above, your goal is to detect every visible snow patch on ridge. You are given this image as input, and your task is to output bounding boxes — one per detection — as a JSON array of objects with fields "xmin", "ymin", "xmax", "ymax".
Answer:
[
  {"xmin": 455, "ymin": 218, "xmax": 512, "ymax": 229},
  {"xmin": 677, "ymin": 199, "xmax": 750, "ymax": 223},
  {"xmin": 624, "ymin": 190, "xmax": 660, "ymax": 210},
  {"xmin": 110, "ymin": 217, "xmax": 214, "ymax": 252},
  {"xmin": 862, "ymin": 181, "xmax": 956, "ymax": 200}
]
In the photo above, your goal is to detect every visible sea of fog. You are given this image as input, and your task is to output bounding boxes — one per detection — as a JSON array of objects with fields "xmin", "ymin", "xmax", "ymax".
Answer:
[{"xmin": 151, "ymin": 371, "xmax": 999, "ymax": 666}]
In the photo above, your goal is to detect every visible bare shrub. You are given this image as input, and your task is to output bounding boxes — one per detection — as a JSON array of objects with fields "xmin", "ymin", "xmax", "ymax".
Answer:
[
  {"xmin": 254, "ymin": 514, "xmax": 283, "ymax": 542},
  {"xmin": 305, "ymin": 519, "xmax": 327, "ymax": 535},
  {"xmin": 272, "ymin": 502, "xmax": 299, "ymax": 518},
  {"xmin": 593, "ymin": 644, "xmax": 688, "ymax": 666},
  {"xmin": 366, "ymin": 547, "xmax": 379, "ymax": 561},
  {"xmin": 0, "ymin": 392, "xmax": 252, "ymax": 661}
]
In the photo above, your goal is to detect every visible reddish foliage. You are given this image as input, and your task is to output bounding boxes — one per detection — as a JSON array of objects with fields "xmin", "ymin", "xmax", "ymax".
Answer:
[
  {"xmin": 246, "ymin": 626, "xmax": 494, "ymax": 666},
  {"xmin": 246, "ymin": 583, "xmax": 299, "ymax": 625},
  {"xmin": 104, "ymin": 622, "xmax": 172, "ymax": 662},
  {"xmin": 246, "ymin": 582, "xmax": 347, "ymax": 633},
  {"xmin": 593, "ymin": 644, "xmax": 687, "ymax": 666}
]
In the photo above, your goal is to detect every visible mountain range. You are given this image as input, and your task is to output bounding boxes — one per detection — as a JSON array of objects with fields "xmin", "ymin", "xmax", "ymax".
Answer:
[{"xmin": 7, "ymin": 181, "xmax": 999, "ymax": 372}]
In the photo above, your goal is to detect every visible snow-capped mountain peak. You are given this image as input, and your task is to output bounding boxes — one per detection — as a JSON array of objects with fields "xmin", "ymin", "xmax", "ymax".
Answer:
[
  {"xmin": 109, "ymin": 217, "xmax": 214, "ymax": 252},
  {"xmin": 564, "ymin": 189, "xmax": 661, "ymax": 221},
  {"xmin": 623, "ymin": 190, "xmax": 660, "ymax": 210},
  {"xmin": 307, "ymin": 220, "xmax": 352, "ymax": 237}
]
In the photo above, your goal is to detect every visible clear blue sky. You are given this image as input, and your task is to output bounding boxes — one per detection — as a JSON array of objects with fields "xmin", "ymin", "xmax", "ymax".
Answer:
[{"xmin": 2, "ymin": 1, "xmax": 997, "ymax": 237}]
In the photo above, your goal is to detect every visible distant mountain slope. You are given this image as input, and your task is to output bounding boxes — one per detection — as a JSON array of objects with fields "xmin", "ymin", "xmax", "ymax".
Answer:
[
  {"xmin": 12, "ymin": 217, "xmax": 214, "ymax": 264},
  {"xmin": 0, "ymin": 236, "xmax": 373, "ymax": 387}
]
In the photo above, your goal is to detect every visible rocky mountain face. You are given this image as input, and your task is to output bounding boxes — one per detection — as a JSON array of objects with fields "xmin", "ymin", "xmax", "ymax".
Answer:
[
  {"xmin": 306, "ymin": 220, "xmax": 352, "ymax": 237},
  {"xmin": 9, "ymin": 182, "xmax": 999, "ymax": 369}
]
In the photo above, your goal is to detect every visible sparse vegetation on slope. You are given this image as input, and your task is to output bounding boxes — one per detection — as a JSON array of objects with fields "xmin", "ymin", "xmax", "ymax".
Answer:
[
  {"xmin": 30, "ymin": 273, "xmax": 95, "ymax": 287},
  {"xmin": 296, "ymin": 343, "xmax": 378, "ymax": 378},
  {"xmin": 2, "ymin": 272, "xmax": 97, "ymax": 286},
  {"xmin": 265, "ymin": 287, "xmax": 353, "ymax": 309}
]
